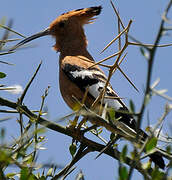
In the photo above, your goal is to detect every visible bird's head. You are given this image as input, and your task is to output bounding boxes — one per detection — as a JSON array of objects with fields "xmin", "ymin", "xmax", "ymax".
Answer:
[{"xmin": 11, "ymin": 6, "xmax": 102, "ymax": 52}]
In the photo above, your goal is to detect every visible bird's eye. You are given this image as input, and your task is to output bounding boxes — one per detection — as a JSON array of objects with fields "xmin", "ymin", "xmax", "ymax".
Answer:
[{"xmin": 59, "ymin": 21, "xmax": 65, "ymax": 28}]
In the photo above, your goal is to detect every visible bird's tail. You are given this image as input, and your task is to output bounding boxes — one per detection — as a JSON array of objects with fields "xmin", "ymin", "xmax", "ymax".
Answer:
[
  {"xmin": 149, "ymin": 152, "xmax": 165, "ymax": 169},
  {"xmin": 115, "ymin": 107, "xmax": 165, "ymax": 169}
]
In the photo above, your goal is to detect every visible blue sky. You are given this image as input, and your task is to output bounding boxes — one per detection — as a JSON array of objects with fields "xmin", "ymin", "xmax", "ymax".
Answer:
[{"xmin": 0, "ymin": 0, "xmax": 172, "ymax": 179}]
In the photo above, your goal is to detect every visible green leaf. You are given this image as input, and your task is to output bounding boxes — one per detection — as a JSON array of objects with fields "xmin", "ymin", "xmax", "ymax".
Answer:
[
  {"xmin": 47, "ymin": 167, "xmax": 53, "ymax": 177},
  {"xmin": 69, "ymin": 144, "xmax": 77, "ymax": 157},
  {"xmin": 110, "ymin": 133, "xmax": 116, "ymax": 141},
  {"xmin": 151, "ymin": 168, "xmax": 165, "ymax": 180},
  {"xmin": 0, "ymin": 72, "xmax": 6, "ymax": 79},
  {"xmin": 16, "ymin": 148, "xmax": 27, "ymax": 159},
  {"xmin": 142, "ymin": 161, "xmax": 151, "ymax": 170},
  {"xmin": 20, "ymin": 167, "xmax": 29, "ymax": 180},
  {"xmin": 22, "ymin": 154, "xmax": 33, "ymax": 164},
  {"xmin": 119, "ymin": 166, "xmax": 128, "ymax": 180},
  {"xmin": 129, "ymin": 100, "xmax": 135, "ymax": 113},
  {"xmin": 39, "ymin": 176, "xmax": 46, "ymax": 180},
  {"xmin": 6, "ymin": 173, "xmax": 17, "ymax": 178},
  {"xmin": 120, "ymin": 145, "xmax": 128, "ymax": 162},
  {"xmin": 108, "ymin": 108, "xmax": 115, "ymax": 120},
  {"xmin": 35, "ymin": 128, "xmax": 46, "ymax": 135},
  {"xmin": 166, "ymin": 145, "xmax": 171, "ymax": 154},
  {"xmin": 145, "ymin": 137, "xmax": 157, "ymax": 153},
  {"xmin": 20, "ymin": 169, "xmax": 36, "ymax": 180},
  {"xmin": 0, "ymin": 149, "xmax": 10, "ymax": 163}
]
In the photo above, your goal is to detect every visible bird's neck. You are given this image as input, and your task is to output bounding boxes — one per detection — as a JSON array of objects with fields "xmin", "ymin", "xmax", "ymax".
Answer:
[
  {"xmin": 58, "ymin": 37, "xmax": 94, "ymax": 61},
  {"xmin": 53, "ymin": 28, "xmax": 91, "ymax": 55},
  {"xmin": 59, "ymin": 47, "xmax": 95, "ymax": 64},
  {"xmin": 57, "ymin": 37, "xmax": 87, "ymax": 53}
]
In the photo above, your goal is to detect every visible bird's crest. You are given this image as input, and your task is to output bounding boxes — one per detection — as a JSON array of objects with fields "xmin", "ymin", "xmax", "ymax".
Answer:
[
  {"xmin": 49, "ymin": 6, "xmax": 102, "ymax": 52},
  {"xmin": 10, "ymin": 6, "xmax": 102, "ymax": 52},
  {"xmin": 49, "ymin": 6, "xmax": 102, "ymax": 32},
  {"xmin": 59, "ymin": 6, "xmax": 102, "ymax": 24}
]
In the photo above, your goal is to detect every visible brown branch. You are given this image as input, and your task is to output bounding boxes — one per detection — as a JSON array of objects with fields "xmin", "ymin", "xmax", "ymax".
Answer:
[
  {"xmin": 52, "ymin": 144, "xmax": 90, "ymax": 179},
  {"xmin": 0, "ymin": 96, "xmax": 152, "ymax": 176}
]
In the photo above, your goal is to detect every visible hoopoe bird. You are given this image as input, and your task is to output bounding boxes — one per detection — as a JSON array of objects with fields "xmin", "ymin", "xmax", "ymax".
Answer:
[{"xmin": 12, "ymin": 6, "xmax": 165, "ymax": 169}]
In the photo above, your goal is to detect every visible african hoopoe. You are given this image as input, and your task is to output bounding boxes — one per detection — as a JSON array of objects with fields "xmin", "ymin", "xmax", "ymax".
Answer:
[{"xmin": 11, "ymin": 6, "xmax": 165, "ymax": 169}]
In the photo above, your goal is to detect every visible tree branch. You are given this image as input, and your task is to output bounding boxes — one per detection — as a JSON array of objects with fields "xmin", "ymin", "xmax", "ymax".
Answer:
[{"xmin": 0, "ymin": 96, "xmax": 151, "ymax": 176}]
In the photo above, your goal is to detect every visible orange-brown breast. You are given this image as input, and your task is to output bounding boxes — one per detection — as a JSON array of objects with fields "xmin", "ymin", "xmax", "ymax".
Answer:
[
  {"xmin": 59, "ymin": 54, "xmax": 98, "ymax": 109},
  {"xmin": 59, "ymin": 68, "xmax": 96, "ymax": 109}
]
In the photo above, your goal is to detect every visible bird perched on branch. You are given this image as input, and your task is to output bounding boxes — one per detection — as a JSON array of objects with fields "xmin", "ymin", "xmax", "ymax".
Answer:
[{"xmin": 12, "ymin": 6, "xmax": 165, "ymax": 169}]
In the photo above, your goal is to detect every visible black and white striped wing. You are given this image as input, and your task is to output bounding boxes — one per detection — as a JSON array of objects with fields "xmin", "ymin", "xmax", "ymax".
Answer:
[{"xmin": 62, "ymin": 63, "xmax": 124, "ymax": 110}]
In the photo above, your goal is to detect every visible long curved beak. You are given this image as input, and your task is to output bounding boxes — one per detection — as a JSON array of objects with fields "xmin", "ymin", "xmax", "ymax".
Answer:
[{"xmin": 10, "ymin": 28, "xmax": 50, "ymax": 51}]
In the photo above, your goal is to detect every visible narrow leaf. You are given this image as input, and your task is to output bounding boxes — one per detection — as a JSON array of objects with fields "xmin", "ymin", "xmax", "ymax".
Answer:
[
  {"xmin": 145, "ymin": 137, "xmax": 157, "ymax": 153},
  {"xmin": 109, "ymin": 108, "xmax": 115, "ymax": 120},
  {"xmin": 0, "ymin": 72, "xmax": 6, "ymax": 78},
  {"xmin": 69, "ymin": 144, "xmax": 77, "ymax": 157},
  {"xmin": 119, "ymin": 166, "xmax": 128, "ymax": 180},
  {"xmin": 20, "ymin": 167, "xmax": 29, "ymax": 180},
  {"xmin": 129, "ymin": 100, "xmax": 135, "ymax": 113},
  {"xmin": 120, "ymin": 145, "xmax": 128, "ymax": 162},
  {"xmin": 47, "ymin": 168, "xmax": 53, "ymax": 177}
]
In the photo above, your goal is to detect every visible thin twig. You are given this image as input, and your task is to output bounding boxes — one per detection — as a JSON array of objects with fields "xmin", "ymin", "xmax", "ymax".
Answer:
[
  {"xmin": 100, "ymin": 21, "xmax": 132, "ymax": 53},
  {"xmin": 129, "ymin": 41, "xmax": 172, "ymax": 48},
  {"xmin": 0, "ymin": 19, "xmax": 13, "ymax": 50},
  {"xmin": 137, "ymin": 0, "xmax": 172, "ymax": 131},
  {"xmin": 18, "ymin": 61, "xmax": 42, "ymax": 104},
  {"xmin": 0, "ymin": 24, "xmax": 26, "ymax": 38},
  {"xmin": 52, "ymin": 144, "xmax": 90, "ymax": 180},
  {"xmin": 110, "ymin": 0, "xmax": 125, "ymax": 29}
]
